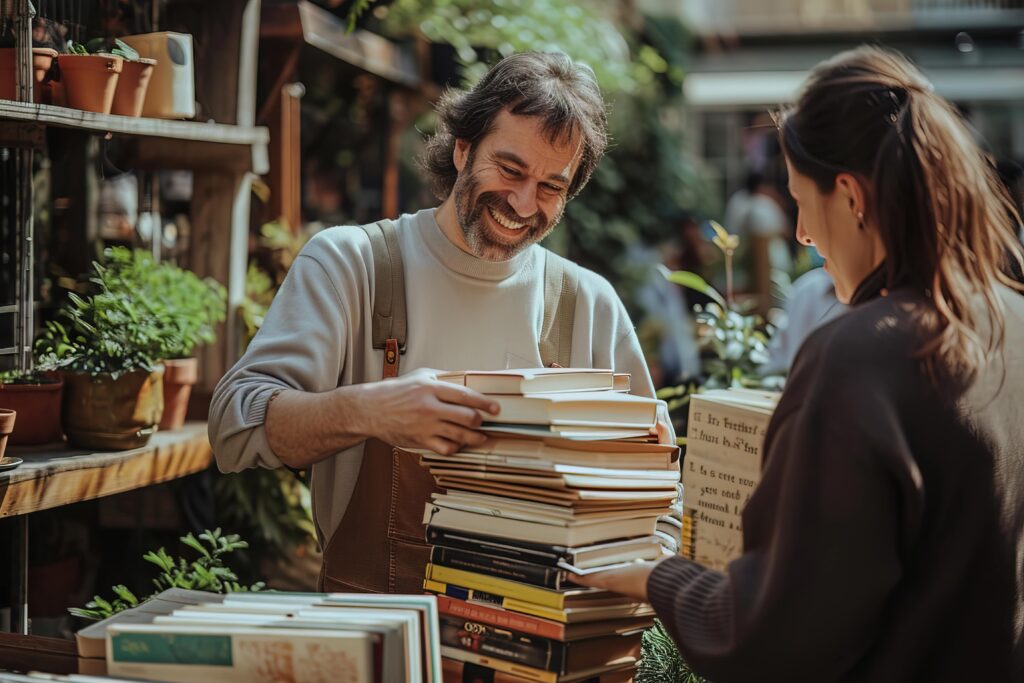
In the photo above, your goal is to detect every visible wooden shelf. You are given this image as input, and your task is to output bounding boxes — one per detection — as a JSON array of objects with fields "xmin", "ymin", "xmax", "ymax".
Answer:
[
  {"xmin": 0, "ymin": 422, "xmax": 213, "ymax": 518},
  {"xmin": 0, "ymin": 101, "xmax": 270, "ymax": 173},
  {"xmin": 0, "ymin": 100, "xmax": 268, "ymax": 145}
]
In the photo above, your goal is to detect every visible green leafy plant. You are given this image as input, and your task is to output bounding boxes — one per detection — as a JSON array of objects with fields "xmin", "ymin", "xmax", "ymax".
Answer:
[
  {"xmin": 356, "ymin": 0, "xmax": 651, "ymax": 93},
  {"xmin": 0, "ymin": 360, "xmax": 60, "ymax": 385},
  {"xmin": 103, "ymin": 247, "xmax": 227, "ymax": 359},
  {"xmin": 35, "ymin": 263, "xmax": 169, "ymax": 377},
  {"xmin": 69, "ymin": 529, "xmax": 264, "ymax": 621},
  {"xmin": 635, "ymin": 619, "xmax": 709, "ymax": 683},
  {"xmin": 35, "ymin": 248, "xmax": 226, "ymax": 374},
  {"xmin": 213, "ymin": 468, "xmax": 317, "ymax": 584},
  {"xmin": 662, "ymin": 222, "xmax": 773, "ymax": 391},
  {"xmin": 67, "ymin": 38, "xmax": 139, "ymax": 60}
]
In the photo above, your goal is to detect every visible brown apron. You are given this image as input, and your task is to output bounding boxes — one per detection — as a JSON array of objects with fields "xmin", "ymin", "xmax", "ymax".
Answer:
[{"xmin": 318, "ymin": 221, "xmax": 578, "ymax": 594}]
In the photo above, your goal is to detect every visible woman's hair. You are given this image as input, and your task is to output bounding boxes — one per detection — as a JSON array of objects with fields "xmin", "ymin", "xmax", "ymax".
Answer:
[
  {"xmin": 419, "ymin": 52, "xmax": 608, "ymax": 201},
  {"xmin": 778, "ymin": 45, "xmax": 1024, "ymax": 382}
]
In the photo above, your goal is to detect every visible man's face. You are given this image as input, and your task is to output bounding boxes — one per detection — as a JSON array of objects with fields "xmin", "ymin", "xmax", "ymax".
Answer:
[{"xmin": 451, "ymin": 109, "xmax": 581, "ymax": 261}]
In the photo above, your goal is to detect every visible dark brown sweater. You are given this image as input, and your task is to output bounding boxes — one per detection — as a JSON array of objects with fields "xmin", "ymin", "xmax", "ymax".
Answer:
[{"xmin": 649, "ymin": 272, "xmax": 1024, "ymax": 682}]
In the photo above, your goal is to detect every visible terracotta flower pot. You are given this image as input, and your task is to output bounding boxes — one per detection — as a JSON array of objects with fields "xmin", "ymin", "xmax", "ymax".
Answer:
[
  {"xmin": 56, "ymin": 53, "xmax": 123, "ymax": 114},
  {"xmin": 0, "ymin": 47, "xmax": 58, "ymax": 103},
  {"xmin": 0, "ymin": 376, "xmax": 63, "ymax": 445},
  {"xmin": 159, "ymin": 356, "xmax": 197, "ymax": 431},
  {"xmin": 0, "ymin": 408, "xmax": 16, "ymax": 460},
  {"xmin": 61, "ymin": 367, "xmax": 164, "ymax": 450},
  {"xmin": 110, "ymin": 57, "xmax": 156, "ymax": 117}
]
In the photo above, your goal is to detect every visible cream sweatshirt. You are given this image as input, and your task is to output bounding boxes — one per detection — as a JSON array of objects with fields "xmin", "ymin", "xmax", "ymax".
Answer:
[{"xmin": 209, "ymin": 208, "xmax": 657, "ymax": 543}]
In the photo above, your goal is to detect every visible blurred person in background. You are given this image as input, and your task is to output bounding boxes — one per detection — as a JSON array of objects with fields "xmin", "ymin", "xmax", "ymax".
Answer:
[
  {"xmin": 762, "ymin": 266, "xmax": 845, "ymax": 375},
  {"xmin": 577, "ymin": 45, "xmax": 1024, "ymax": 681}
]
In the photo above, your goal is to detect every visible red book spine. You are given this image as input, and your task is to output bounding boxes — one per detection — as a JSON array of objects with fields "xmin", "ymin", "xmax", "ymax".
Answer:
[{"xmin": 437, "ymin": 595, "xmax": 566, "ymax": 641}]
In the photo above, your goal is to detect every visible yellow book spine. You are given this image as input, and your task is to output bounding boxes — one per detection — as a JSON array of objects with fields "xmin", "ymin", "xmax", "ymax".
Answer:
[
  {"xmin": 425, "ymin": 564, "xmax": 566, "ymax": 609},
  {"xmin": 499, "ymin": 598, "xmax": 571, "ymax": 623},
  {"xmin": 423, "ymin": 578, "xmax": 571, "ymax": 623}
]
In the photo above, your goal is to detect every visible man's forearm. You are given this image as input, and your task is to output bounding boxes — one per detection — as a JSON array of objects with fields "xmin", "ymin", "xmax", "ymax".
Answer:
[{"xmin": 265, "ymin": 384, "xmax": 370, "ymax": 468}]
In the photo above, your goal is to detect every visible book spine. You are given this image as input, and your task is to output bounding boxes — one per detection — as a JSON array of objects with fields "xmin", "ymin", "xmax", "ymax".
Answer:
[
  {"xmin": 431, "ymin": 547, "xmax": 566, "ymax": 590},
  {"xmin": 441, "ymin": 646, "xmax": 556, "ymax": 683},
  {"xmin": 426, "ymin": 526, "xmax": 564, "ymax": 567},
  {"xmin": 108, "ymin": 631, "xmax": 374, "ymax": 683},
  {"xmin": 436, "ymin": 595, "xmax": 567, "ymax": 641},
  {"xmin": 680, "ymin": 508, "xmax": 697, "ymax": 561},
  {"xmin": 440, "ymin": 615, "xmax": 565, "ymax": 673},
  {"xmin": 425, "ymin": 578, "xmax": 507, "ymax": 609},
  {"xmin": 426, "ymin": 564, "xmax": 565, "ymax": 609}
]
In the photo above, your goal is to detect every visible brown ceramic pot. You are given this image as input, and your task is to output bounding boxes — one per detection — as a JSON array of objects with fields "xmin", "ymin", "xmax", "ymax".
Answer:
[
  {"xmin": 0, "ymin": 47, "xmax": 58, "ymax": 103},
  {"xmin": 61, "ymin": 367, "xmax": 164, "ymax": 450},
  {"xmin": 0, "ymin": 376, "xmax": 63, "ymax": 445},
  {"xmin": 56, "ymin": 53, "xmax": 123, "ymax": 113},
  {"xmin": 110, "ymin": 57, "xmax": 156, "ymax": 117},
  {"xmin": 0, "ymin": 408, "xmax": 16, "ymax": 460},
  {"xmin": 159, "ymin": 357, "xmax": 197, "ymax": 431}
]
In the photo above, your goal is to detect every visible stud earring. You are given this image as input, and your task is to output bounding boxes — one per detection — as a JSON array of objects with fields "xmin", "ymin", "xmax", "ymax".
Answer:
[{"xmin": 856, "ymin": 210, "xmax": 865, "ymax": 230}]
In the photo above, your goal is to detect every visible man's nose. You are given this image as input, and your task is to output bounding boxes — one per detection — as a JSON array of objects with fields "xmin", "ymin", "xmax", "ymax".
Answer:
[{"xmin": 507, "ymin": 185, "xmax": 539, "ymax": 218}]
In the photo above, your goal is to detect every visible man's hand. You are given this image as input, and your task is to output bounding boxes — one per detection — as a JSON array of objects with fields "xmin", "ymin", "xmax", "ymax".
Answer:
[
  {"xmin": 357, "ymin": 368, "xmax": 499, "ymax": 455},
  {"xmin": 570, "ymin": 559, "xmax": 663, "ymax": 601}
]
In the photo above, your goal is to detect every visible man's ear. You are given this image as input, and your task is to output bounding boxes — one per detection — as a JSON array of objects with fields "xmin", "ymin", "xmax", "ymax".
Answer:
[{"xmin": 453, "ymin": 139, "xmax": 471, "ymax": 173}]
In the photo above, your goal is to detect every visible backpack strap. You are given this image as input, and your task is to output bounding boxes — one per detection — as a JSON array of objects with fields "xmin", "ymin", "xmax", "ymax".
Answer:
[
  {"xmin": 359, "ymin": 220, "xmax": 406, "ymax": 378},
  {"xmin": 539, "ymin": 250, "xmax": 579, "ymax": 368}
]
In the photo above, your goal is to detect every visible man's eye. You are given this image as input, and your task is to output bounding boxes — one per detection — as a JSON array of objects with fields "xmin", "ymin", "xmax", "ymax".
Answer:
[
  {"xmin": 499, "ymin": 165, "xmax": 520, "ymax": 177},
  {"xmin": 542, "ymin": 184, "xmax": 564, "ymax": 195}
]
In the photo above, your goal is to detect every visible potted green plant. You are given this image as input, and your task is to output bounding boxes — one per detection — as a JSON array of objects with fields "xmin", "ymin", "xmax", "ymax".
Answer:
[
  {"xmin": 84, "ymin": 37, "xmax": 159, "ymax": 117},
  {"xmin": 36, "ymin": 251, "xmax": 171, "ymax": 450},
  {"xmin": 100, "ymin": 247, "xmax": 226, "ymax": 431},
  {"xmin": 55, "ymin": 39, "xmax": 132, "ymax": 113},
  {"xmin": 0, "ymin": 364, "xmax": 64, "ymax": 445}
]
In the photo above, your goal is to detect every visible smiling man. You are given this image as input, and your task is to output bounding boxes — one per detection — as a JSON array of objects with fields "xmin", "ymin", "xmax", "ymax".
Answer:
[{"xmin": 208, "ymin": 53, "xmax": 663, "ymax": 593}]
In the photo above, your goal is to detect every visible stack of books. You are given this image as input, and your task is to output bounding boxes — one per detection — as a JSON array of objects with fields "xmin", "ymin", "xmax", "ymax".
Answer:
[
  {"xmin": 681, "ymin": 388, "xmax": 779, "ymax": 570},
  {"xmin": 422, "ymin": 368, "xmax": 681, "ymax": 683},
  {"xmin": 71, "ymin": 588, "xmax": 443, "ymax": 683}
]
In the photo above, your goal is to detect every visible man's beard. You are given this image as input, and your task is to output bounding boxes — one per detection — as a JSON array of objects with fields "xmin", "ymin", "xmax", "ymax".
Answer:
[{"xmin": 452, "ymin": 163, "xmax": 562, "ymax": 261}]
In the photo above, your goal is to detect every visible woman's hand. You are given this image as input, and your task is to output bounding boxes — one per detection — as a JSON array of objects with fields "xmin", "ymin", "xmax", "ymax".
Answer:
[{"xmin": 570, "ymin": 559, "xmax": 664, "ymax": 601}]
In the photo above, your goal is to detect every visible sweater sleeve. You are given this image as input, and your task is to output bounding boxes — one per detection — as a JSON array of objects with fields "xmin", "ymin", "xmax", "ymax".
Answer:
[
  {"xmin": 208, "ymin": 237, "xmax": 358, "ymax": 473},
  {"xmin": 646, "ymin": 391, "xmax": 906, "ymax": 681}
]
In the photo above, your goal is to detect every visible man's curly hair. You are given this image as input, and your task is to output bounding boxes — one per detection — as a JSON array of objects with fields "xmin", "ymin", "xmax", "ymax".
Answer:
[{"xmin": 420, "ymin": 52, "xmax": 608, "ymax": 201}]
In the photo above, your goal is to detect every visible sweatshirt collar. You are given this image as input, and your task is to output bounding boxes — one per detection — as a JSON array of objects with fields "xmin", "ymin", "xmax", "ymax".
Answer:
[
  {"xmin": 415, "ymin": 207, "xmax": 537, "ymax": 281},
  {"xmin": 849, "ymin": 263, "xmax": 889, "ymax": 305}
]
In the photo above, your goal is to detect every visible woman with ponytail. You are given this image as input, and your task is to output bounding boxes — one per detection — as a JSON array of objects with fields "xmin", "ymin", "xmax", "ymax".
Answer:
[{"xmin": 578, "ymin": 46, "xmax": 1024, "ymax": 681}]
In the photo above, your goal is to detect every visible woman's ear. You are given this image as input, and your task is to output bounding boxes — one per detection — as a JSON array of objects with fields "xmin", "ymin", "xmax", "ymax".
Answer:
[
  {"xmin": 453, "ymin": 139, "xmax": 470, "ymax": 173},
  {"xmin": 835, "ymin": 172, "xmax": 868, "ymax": 229}
]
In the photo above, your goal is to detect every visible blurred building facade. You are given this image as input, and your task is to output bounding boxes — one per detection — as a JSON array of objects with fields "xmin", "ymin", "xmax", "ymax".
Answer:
[{"xmin": 679, "ymin": 0, "xmax": 1024, "ymax": 214}]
